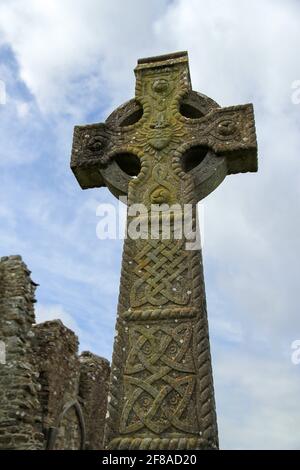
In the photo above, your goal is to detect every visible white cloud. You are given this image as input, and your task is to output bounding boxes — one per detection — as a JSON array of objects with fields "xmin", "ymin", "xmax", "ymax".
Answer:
[
  {"xmin": 35, "ymin": 303, "xmax": 79, "ymax": 333},
  {"xmin": 16, "ymin": 101, "xmax": 30, "ymax": 118},
  {"xmin": 34, "ymin": 303, "xmax": 115, "ymax": 359},
  {"xmin": 211, "ymin": 316, "xmax": 244, "ymax": 344},
  {"xmin": 0, "ymin": 0, "xmax": 168, "ymax": 115},
  {"xmin": 214, "ymin": 350, "xmax": 300, "ymax": 449},
  {"xmin": 154, "ymin": 0, "xmax": 300, "ymax": 109}
]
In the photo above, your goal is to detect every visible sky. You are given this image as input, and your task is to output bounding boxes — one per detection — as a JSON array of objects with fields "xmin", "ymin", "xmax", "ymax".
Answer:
[{"xmin": 0, "ymin": 0, "xmax": 300, "ymax": 450}]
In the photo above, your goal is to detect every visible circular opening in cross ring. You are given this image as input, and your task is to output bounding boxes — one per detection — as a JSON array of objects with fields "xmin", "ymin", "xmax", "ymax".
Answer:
[
  {"xmin": 181, "ymin": 145, "xmax": 209, "ymax": 172},
  {"xmin": 114, "ymin": 153, "xmax": 141, "ymax": 177},
  {"xmin": 119, "ymin": 103, "xmax": 143, "ymax": 127}
]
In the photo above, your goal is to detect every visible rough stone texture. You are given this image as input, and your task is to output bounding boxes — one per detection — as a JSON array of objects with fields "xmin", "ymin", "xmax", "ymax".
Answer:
[
  {"xmin": 71, "ymin": 51, "xmax": 258, "ymax": 450},
  {"xmin": 0, "ymin": 255, "xmax": 110, "ymax": 450},
  {"xmin": 0, "ymin": 256, "xmax": 44, "ymax": 450},
  {"xmin": 79, "ymin": 352, "xmax": 110, "ymax": 449},
  {"xmin": 32, "ymin": 320, "xmax": 81, "ymax": 449},
  {"xmin": 52, "ymin": 402, "xmax": 83, "ymax": 450}
]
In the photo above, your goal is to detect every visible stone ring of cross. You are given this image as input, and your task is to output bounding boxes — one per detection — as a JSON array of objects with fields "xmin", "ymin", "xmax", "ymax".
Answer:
[{"xmin": 71, "ymin": 51, "xmax": 257, "ymax": 206}]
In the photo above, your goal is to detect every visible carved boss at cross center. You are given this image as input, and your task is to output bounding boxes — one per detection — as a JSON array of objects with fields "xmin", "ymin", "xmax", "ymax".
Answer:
[{"xmin": 71, "ymin": 51, "xmax": 257, "ymax": 450}]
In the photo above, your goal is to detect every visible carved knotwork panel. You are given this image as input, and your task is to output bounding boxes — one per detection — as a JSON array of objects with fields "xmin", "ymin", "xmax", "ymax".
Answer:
[
  {"xmin": 130, "ymin": 238, "xmax": 191, "ymax": 308},
  {"xmin": 120, "ymin": 322, "xmax": 198, "ymax": 435}
]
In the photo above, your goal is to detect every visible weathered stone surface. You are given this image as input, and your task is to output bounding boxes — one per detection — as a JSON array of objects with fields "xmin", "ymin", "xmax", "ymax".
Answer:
[
  {"xmin": 0, "ymin": 256, "xmax": 110, "ymax": 450},
  {"xmin": 79, "ymin": 352, "xmax": 110, "ymax": 449},
  {"xmin": 32, "ymin": 320, "xmax": 80, "ymax": 448},
  {"xmin": 71, "ymin": 51, "xmax": 258, "ymax": 450},
  {"xmin": 0, "ymin": 256, "xmax": 43, "ymax": 450}
]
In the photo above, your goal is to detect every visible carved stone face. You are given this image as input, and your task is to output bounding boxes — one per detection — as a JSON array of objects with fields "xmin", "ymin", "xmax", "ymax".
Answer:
[{"xmin": 148, "ymin": 127, "xmax": 173, "ymax": 150}]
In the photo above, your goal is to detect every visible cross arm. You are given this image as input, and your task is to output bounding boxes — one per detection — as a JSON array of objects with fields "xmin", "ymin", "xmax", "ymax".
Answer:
[
  {"xmin": 70, "ymin": 118, "xmax": 137, "ymax": 197},
  {"xmin": 70, "ymin": 123, "xmax": 112, "ymax": 189},
  {"xmin": 184, "ymin": 103, "xmax": 257, "ymax": 174}
]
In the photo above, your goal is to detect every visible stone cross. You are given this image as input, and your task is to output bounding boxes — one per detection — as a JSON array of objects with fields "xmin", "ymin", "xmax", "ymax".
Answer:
[{"xmin": 70, "ymin": 51, "xmax": 257, "ymax": 450}]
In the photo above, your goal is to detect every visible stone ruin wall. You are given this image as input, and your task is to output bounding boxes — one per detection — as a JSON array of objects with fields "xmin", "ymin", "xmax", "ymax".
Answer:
[{"xmin": 0, "ymin": 255, "xmax": 110, "ymax": 450}]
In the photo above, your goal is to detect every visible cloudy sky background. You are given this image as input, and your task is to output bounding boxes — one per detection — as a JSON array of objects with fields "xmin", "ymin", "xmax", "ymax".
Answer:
[{"xmin": 0, "ymin": 0, "xmax": 300, "ymax": 449}]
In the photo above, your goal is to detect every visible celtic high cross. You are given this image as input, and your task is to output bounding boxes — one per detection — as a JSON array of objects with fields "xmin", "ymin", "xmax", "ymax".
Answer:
[{"xmin": 70, "ymin": 51, "xmax": 257, "ymax": 450}]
